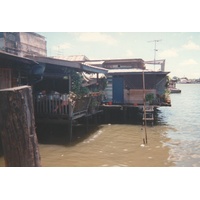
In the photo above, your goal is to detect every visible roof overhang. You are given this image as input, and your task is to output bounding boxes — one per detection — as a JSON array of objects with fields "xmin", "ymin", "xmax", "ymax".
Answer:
[
  {"xmin": 0, "ymin": 51, "xmax": 45, "ymax": 83},
  {"xmin": 108, "ymin": 68, "xmax": 170, "ymax": 75},
  {"xmin": 28, "ymin": 56, "xmax": 81, "ymax": 69},
  {"xmin": 28, "ymin": 56, "xmax": 108, "ymax": 74},
  {"xmin": 0, "ymin": 50, "xmax": 39, "ymax": 65},
  {"xmin": 81, "ymin": 63, "xmax": 108, "ymax": 74},
  {"xmin": 84, "ymin": 61, "xmax": 105, "ymax": 66}
]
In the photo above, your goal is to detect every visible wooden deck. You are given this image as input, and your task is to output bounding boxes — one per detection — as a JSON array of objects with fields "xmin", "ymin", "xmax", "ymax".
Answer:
[
  {"xmin": 34, "ymin": 93, "xmax": 104, "ymax": 143},
  {"xmin": 34, "ymin": 93, "xmax": 102, "ymax": 120}
]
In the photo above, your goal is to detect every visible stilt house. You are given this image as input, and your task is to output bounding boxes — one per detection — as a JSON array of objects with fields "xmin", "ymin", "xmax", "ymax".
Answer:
[{"xmin": 82, "ymin": 58, "xmax": 171, "ymax": 106}]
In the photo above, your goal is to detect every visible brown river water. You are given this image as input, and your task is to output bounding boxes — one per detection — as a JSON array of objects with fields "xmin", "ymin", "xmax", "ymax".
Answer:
[
  {"xmin": 0, "ymin": 122, "xmax": 173, "ymax": 167},
  {"xmin": 40, "ymin": 124, "xmax": 174, "ymax": 167},
  {"xmin": 1, "ymin": 84, "xmax": 200, "ymax": 167}
]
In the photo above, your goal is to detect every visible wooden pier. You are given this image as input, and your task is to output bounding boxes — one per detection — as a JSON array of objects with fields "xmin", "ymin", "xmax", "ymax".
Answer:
[
  {"xmin": 34, "ymin": 93, "xmax": 103, "ymax": 143},
  {"xmin": 99, "ymin": 104, "xmax": 156, "ymax": 125}
]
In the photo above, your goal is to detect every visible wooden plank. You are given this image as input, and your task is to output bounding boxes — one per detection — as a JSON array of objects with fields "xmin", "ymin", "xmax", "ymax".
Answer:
[
  {"xmin": 124, "ymin": 89, "xmax": 156, "ymax": 104},
  {"xmin": 143, "ymin": 118, "xmax": 154, "ymax": 121}
]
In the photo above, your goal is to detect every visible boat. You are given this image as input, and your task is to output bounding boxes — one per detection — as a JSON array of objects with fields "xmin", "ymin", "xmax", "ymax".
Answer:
[
  {"xmin": 169, "ymin": 87, "xmax": 181, "ymax": 93},
  {"xmin": 168, "ymin": 79, "xmax": 181, "ymax": 93}
]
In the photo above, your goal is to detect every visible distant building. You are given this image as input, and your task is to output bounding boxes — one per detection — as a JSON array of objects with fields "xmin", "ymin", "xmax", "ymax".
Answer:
[
  {"xmin": 179, "ymin": 77, "xmax": 191, "ymax": 84},
  {"xmin": 0, "ymin": 32, "xmax": 47, "ymax": 57}
]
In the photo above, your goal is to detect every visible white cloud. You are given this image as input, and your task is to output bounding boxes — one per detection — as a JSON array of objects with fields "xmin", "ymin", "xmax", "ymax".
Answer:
[
  {"xmin": 180, "ymin": 59, "xmax": 198, "ymax": 66},
  {"xmin": 77, "ymin": 32, "xmax": 117, "ymax": 45},
  {"xmin": 182, "ymin": 40, "xmax": 200, "ymax": 50},
  {"xmin": 159, "ymin": 48, "xmax": 178, "ymax": 58}
]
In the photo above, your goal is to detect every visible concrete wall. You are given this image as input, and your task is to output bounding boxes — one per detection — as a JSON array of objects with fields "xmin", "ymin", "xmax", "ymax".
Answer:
[
  {"xmin": 0, "ymin": 38, "xmax": 5, "ymax": 50},
  {"xmin": 0, "ymin": 32, "xmax": 46, "ymax": 57},
  {"xmin": 19, "ymin": 32, "xmax": 47, "ymax": 57}
]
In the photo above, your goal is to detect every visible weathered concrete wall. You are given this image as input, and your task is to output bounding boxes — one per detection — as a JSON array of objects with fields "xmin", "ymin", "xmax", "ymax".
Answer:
[
  {"xmin": 0, "ymin": 38, "xmax": 5, "ymax": 50},
  {"xmin": 0, "ymin": 32, "xmax": 46, "ymax": 57},
  {"xmin": 1, "ymin": 33, "xmax": 19, "ymax": 55},
  {"xmin": 19, "ymin": 32, "xmax": 47, "ymax": 57}
]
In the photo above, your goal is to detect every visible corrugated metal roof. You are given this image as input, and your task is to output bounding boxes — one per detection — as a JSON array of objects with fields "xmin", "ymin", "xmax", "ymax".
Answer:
[
  {"xmin": 29, "ymin": 56, "xmax": 81, "ymax": 69},
  {"xmin": 27, "ymin": 55, "xmax": 108, "ymax": 74},
  {"xmin": 108, "ymin": 68, "xmax": 170, "ymax": 75},
  {"xmin": 104, "ymin": 58, "xmax": 144, "ymax": 64},
  {"xmin": 0, "ymin": 50, "xmax": 39, "ymax": 65},
  {"xmin": 66, "ymin": 55, "xmax": 89, "ymax": 61},
  {"xmin": 52, "ymin": 55, "xmax": 89, "ymax": 62},
  {"xmin": 84, "ymin": 61, "xmax": 105, "ymax": 65},
  {"xmin": 81, "ymin": 63, "xmax": 108, "ymax": 74}
]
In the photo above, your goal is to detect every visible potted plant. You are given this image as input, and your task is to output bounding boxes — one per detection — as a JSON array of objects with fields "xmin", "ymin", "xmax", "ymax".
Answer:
[{"xmin": 145, "ymin": 93, "xmax": 155, "ymax": 105}]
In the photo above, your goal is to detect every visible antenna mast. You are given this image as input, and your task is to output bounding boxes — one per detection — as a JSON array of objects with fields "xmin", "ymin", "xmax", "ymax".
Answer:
[{"xmin": 148, "ymin": 40, "xmax": 161, "ymax": 70}]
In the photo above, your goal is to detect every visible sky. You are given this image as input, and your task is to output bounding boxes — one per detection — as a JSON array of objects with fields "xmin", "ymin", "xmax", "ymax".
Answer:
[
  {"xmin": 38, "ymin": 32, "xmax": 200, "ymax": 79},
  {"xmin": 2, "ymin": 1, "xmax": 200, "ymax": 80}
]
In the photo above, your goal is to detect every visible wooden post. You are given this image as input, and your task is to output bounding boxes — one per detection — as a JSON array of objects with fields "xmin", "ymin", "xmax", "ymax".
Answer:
[
  {"xmin": 142, "ymin": 71, "xmax": 148, "ymax": 144},
  {"xmin": 68, "ymin": 102, "xmax": 73, "ymax": 144},
  {"xmin": 0, "ymin": 86, "xmax": 41, "ymax": 167},
  {"xmin": 85, "ymin": 115, "xmax": 89, "ymax": 134}
]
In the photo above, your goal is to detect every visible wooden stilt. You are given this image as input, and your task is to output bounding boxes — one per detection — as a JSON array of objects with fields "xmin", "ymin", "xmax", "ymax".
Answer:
[
  {"xmin": 94, "ymin": 113, "xmax": 97, "ymax": 125},
  {"xmin": 69, "ymin": 117, "xmax": 73, "ymax": 144},
  {"xmin": 123, "ymin": 106, "xmax": 127, "ymax": 123},
  {"xmin": 85, "ymin": 116, "xmax": 89, "ymax": 133},
  {"xmin": 68, "ymin": 101, "xmax": 73, "ymax": 144},
  {"xmin": 142, "ymin": 71, "xmax": 148, "ymax": 144}
]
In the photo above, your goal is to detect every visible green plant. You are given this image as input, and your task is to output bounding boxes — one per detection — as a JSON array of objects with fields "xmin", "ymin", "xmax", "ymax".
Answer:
[
  {"xmin": 71, "ymin": 71, "xmax": 90, "ymax": 98},
  {"xmin": 145, "ymin": 93, "xmax": 155, "ymax": 103}
]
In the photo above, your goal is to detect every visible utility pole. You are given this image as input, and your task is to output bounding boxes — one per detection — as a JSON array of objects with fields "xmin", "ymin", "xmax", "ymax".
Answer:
[{"xmin": 148, "ymin": 40, "xmax": 161, "ymax": 70}]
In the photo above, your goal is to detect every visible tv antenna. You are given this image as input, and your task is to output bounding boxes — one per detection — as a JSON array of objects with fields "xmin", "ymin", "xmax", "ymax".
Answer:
[{"xmin": 148, "ymin": 39, "xmax": 162, "ymax": 70}]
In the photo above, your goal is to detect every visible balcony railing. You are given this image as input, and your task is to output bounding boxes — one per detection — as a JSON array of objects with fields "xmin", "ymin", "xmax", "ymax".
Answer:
[{"xmin": 34, "ymin": 92, "xmax": 102, "ymax": 120}]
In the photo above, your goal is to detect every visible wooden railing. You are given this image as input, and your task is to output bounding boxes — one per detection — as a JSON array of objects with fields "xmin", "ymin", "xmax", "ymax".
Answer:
[
  {"xmin": 124, "ymin": 89, "xmax": 156, "ymax": 104},
  {"xmin": 34, "ymin": 93, "xmax": 99, "ymax": 119},
  {"xmin": 34, "ymin": 94, "xmax": 68, "ymax": 118}
]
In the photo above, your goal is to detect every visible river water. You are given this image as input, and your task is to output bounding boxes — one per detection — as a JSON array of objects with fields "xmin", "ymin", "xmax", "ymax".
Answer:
[
  {"xmin": 158, "ymin": 83, "xmax": 200, "ymax": 167},
  {"xmin": 0, "ymin": 84, "xmax": 200, "ymax": 167}
]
